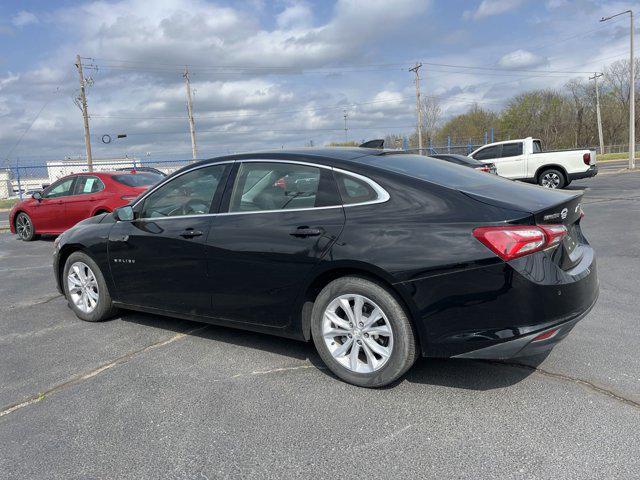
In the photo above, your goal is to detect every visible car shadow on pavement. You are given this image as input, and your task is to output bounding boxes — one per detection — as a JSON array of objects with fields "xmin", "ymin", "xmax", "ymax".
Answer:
[{"xmin": 120, "ymin": 311, "xmax": 546, "ymax": 391}]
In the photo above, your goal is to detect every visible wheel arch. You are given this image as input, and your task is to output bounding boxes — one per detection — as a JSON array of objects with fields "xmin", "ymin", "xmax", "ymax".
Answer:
[
  {"xmin": 535, "ymin": 164, "xmax": 568, "ymax": 183},
  {"xmin": 91, "ymin": 207, "xmax": 111, "ymax": 216},
  {"xmin": 298, "ymin": 262, "xmax": 424, "ymax": 351}
]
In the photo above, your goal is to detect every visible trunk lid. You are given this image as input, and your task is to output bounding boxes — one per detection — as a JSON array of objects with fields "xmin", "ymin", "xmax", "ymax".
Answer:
[{"xmin": 461, "ymin": 182, "xmax": 585, "ymax": 270}]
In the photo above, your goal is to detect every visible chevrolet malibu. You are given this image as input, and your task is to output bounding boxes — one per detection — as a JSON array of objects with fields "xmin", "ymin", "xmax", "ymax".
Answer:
[{"xmin": 53, "ymin": 148, "xmax": 599, "ymax": 387}]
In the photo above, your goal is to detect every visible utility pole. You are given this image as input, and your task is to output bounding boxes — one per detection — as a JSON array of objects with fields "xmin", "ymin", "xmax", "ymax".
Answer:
[
  {"xmin": 601, "ymin": 10, "xmax": 635, "ymax": 169},
  {"xmin": 589, "ymin": 73, "xmax": 605, "ymax": 155},
  {"xmin": 183, "ymin": 66, "xmax": 197, "ymax": 161},
  {"xmin": 343, "ymin": 110, "xmax": 348, "ymax": 143},
  {"xmin": 75, "ymin": 54, "xmax": 93, "ymax": 171},
  {"xmin": 409, "ymin": 62, "xmax": 423, "ymax": 154}
]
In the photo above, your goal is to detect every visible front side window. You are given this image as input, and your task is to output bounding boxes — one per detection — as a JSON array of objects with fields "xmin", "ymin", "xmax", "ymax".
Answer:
[
  {"xmin": 501, "ymin": 142, "xmax": 523, "ymax": 157},
  {"xmin": 335, "ymin": 172, "xmax": 377, "ymax": 205},
  {"xmin": 44, "ymin": 177, "xmax": 75, "ymax": 199},
  {"xmin": 229, "ymin": 162, "xmax": 322, "ymax": 212},
  {"xmin": 74, "ymin": 176, "xmax": 105, "ymax": 194},
  {"xmin": 473, "ymin": 145, "xmax": 501, "ymax": 160},
  {"xmin": 139, "ymin": 165, "xmax": 226, "ymax": 219}
]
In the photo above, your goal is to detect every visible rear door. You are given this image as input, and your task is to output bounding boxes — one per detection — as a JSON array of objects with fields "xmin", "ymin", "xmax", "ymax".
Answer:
[
  {"xmin": 205, "ymin": 160, "xmax": 345, "ymax": 327},
  {"xmin": 66, "ymin": 175, "xmax": 105, "ymax": 227},
  {"xmin": 108, "ymin": 163, "xmax": 231, "ymax": 314},
  {"xmin": 496, "ymin": 142, "xmax": 526, "ymax": 178},
  {"xmin": 32, "ymin": 176, "xmax": 76, "ymax": 233}
]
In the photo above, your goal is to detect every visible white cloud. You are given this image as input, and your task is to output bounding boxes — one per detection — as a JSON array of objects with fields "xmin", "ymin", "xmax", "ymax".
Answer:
[
  {"xmin": 277, "ymin": 3, "xmax": 313, "ymax": 29},
  {"xmin": 497, "ymin": 49, "xmax": 548, "ymax": 69},
  {"xmin": 11, "ymin": 11, "xmax": 39, "ymax": 27},
  {"xmin": 464, "ymin": 0, "xmax": 524, "ymax": 20}
]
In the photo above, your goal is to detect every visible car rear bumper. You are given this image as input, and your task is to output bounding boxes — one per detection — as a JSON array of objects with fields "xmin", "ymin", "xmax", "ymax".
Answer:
[
  {"xmin": 452, "ymin": 293, "xmax": 597, "ymax": 359},
  {"xmin": 399, "ymin": 241, "xmax": 599, "ymax": 359},
  {"xmin": 568, "ymin": 165, "xmax": 598, "ymax": 181}
]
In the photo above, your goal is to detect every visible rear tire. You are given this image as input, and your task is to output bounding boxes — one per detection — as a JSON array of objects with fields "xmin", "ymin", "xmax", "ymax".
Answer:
[
  {"xmin": 538, "ymin": 168, "xmax": 566, "ymax": 189},
  {"xmin": 15, "ymin": 212, "xmax": 38, "ymax": 241},
  {"xmin": 311, "ymin": 276, "xmax": 418, "ymax": 388},
  {"xmin": 63, "ymin": 251, "xmax": 118, "ymax": 322}
]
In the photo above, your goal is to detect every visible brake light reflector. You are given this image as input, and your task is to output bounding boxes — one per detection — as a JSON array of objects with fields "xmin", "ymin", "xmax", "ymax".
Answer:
[
  {"xmin": 472, "ymin": 224, "xmax": 567, "ymax": 261},
  {"xmin": 475, "ymin": 165, "xmax": 491, "ymax": 173},
  {"xmin": 532, "ymin": 328, "xmax": 558, "ymax": 342},
  {"xmin": 583, "ymin": 152, "xmax": 591, "ymax": 165}
]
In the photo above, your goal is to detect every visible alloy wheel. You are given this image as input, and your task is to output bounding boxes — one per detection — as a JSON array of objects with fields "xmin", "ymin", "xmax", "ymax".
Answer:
[
  {"xmin": 16, "ymin": 214, "xmax": 32, "ymax": 240},
  {"xmin": 322, "ymin": 294, "xmax": 394, "ymax": 373},
  {"xmin": 541, "ymin": 172, "xmax": 561, "ymax": 188},
  {"xmin": 67, "ymin": 261, "xmax": 100, "ymax": 313}
]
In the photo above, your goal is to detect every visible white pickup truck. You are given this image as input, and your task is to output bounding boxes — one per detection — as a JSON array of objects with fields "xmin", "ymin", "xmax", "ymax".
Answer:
[{"xmin": 469, "ymin": 137, "xmax": 597, "ymax": 189}]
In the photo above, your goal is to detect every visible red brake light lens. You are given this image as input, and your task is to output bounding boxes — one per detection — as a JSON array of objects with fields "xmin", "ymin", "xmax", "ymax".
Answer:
[
  {"xmin": 473, "ymin": 224, "xmax": 567, "ymax": 261},
  {"xmin": 583, "ymin": 152, "xmax": 591, "ymax": 165},
  {"xmin": 475, "ymin": 166, "xmax": 491, "ymax": 173}
]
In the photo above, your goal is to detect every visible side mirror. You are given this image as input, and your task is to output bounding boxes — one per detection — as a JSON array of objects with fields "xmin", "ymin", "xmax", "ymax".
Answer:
[
  {"xmin": 32, "ymin": 192, "xmax": 42, "ymax": 201},
  {"xmin": 114, "ymin": 205, "xmax": 134, "ymax": 221}
]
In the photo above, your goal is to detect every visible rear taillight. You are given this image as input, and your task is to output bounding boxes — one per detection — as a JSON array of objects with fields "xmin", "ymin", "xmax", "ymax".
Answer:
[
  {"xmin": 475, "ymin": 166, "xmax": 491, "ymax": 173},
  {"xmin": 472, "ymin": 224, "xmax": 568, "ymax": 261},
  {"xmin": 583, "ymin": 152, "xmax": 591, "ymax": 165}
]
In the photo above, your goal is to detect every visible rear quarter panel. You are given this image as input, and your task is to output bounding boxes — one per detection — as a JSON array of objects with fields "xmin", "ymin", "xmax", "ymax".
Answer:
[{"xmin": 530, "ymin": 151, "xmax": 589, "ymax": 176}]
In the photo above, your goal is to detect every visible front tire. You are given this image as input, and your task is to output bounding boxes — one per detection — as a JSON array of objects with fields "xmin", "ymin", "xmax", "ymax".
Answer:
[
  {"xmin": 311, "ymin": 276, "xmax": 418, "ymax": 387},
  {"xmin": 15, "ymin": 212, "xmax": 38, "ymax": 241},
  {"xmin": 538, "ymin": 168, "xmax": 566, "ymax": 189},
  {"xmin": 63, "ymin": 251, "xmax": 118, "ymax": 322}
]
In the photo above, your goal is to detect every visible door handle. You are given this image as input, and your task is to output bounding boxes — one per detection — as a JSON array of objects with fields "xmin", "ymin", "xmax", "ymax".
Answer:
[
  {"xmin": 180, "ymin": 229, "xmax": 203, "ymax": 238},
  {"xmin": 290, "ymin": 226, "xmax": 323, "ymax": 237}
]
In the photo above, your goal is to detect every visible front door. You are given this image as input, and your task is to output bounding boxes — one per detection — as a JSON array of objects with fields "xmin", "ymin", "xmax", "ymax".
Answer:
[
  {"xmin": 206, "ymin": 161, "xmax": 345, "ymax": 327},
  {"xmin": 32, "ymin": 176, "xmax": 76, "ymax": 233},
  {"xmin": 108, "ymin": 163, "xmax": 231, "ymax": 314}
]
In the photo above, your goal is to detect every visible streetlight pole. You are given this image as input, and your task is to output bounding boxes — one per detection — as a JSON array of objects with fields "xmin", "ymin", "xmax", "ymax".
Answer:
[{"xmin": 601, "ymin": 10, "xmax": 635, "ymax": 169}]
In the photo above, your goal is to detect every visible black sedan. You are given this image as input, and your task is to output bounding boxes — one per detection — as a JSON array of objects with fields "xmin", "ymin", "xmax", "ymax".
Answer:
[
  {"xmin": 430, "ymin": 153, "xmax": 498, "ymax": 174},
  {"xmin": 53, "ymin": 148, "xmax": 598, "ymax": 387}
]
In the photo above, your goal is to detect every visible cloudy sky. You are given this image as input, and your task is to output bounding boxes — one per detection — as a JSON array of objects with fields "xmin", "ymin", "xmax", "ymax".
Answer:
[{"xmin": 0, "ymin": 0, "xmax": 637, "ymax": 165}]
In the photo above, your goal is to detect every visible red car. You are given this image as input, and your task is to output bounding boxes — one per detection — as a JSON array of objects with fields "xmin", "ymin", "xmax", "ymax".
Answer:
[{"xmin": 10, "ymin": 171, "xmax": 163, "ymax": 241}]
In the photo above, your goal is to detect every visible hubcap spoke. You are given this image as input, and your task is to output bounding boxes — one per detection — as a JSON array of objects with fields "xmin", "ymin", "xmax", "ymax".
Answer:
[
  {"xmin": 349, "ymin": 341, "xmax": 360, "ymax": 370},
  {"xmin": 324, "ymin": 311, "xmax": 351, "ymax": 330},
  {"xmin": 364, "ymin": 337, "xmax": 390, "ymax": 358},
  {"xmin": 332, "ymin": 338, "xmax": 353, "ymax": 358},
  {"xmin": 338, "ymin": 298, "xmax": 355, "ymax": 324},
  {"xmin": 364, "ymin": 324, "xmax": 391, "ymax": 336}
]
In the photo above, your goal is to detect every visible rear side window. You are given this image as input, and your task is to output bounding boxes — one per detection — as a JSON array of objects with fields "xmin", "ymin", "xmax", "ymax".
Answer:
[
  {"xmin": 112, "ymin": 172, "xmax": 163, "ymax": 187},
  {"xmin": 229, "ymin": 162, "xmax": 322, "ymax": 212},
  {"xmin": 533, "ymin": 140, "xmax": 542, "ymax": 153},
  {"xmin": 473, "ymin": 145, "xmax": 501, "ymax": 160},
  {"xmin": 74, "ymin": 176, "xmax": 104, "ymax": 194},
  {"xmin": 335, "ymin": 172, "xmax": 378, "ymax": 205},
  {"xmin": 501, "ymin": 143, "xmax": 523, "ymax": 157}
]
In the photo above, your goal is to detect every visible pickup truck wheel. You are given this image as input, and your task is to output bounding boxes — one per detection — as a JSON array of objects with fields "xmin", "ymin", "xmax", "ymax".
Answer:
[{"xmin": 538, "ymin": 169, "xmax": 566, "ymax": 189}]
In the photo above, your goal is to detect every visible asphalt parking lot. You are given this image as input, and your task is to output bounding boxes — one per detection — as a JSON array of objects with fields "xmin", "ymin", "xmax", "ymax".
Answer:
[{"xmin": 1, "ymin": 170, "xmax": 639, "ymax": 479}]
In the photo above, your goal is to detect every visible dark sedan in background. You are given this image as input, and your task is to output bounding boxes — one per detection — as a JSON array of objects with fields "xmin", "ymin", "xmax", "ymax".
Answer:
[
  {"xmin": 52, "ymin": 148, "xmax": 598, "ymax": 387},
  {"xmin": 430, "ymin": 153, "xmax": 498, "ymax": 174}
]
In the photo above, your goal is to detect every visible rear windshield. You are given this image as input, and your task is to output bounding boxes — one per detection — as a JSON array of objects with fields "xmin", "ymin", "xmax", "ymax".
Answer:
[
  {"xmin": 362, "ymin": 154, "xmax": 506, "ymax": 189},
  {"xmin": 112, "ymin": 172, "xmax": 163, "ymax": 187}
]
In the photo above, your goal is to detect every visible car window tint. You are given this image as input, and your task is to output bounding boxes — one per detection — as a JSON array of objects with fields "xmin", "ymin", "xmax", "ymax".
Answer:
[
  {"xmin": 44, "ymin": 178, "xmax": 75, "ymax": 198},
  {"xmin": 335, "ymin": 172, "xmax": 377, "ymax": 205},
  {"xmin": 229, "ymin": 162, "xmax": 321, "ymax": 212},
  {"xmin": 112, "ymin": 172, "xmax": 163, "ymax": 187},
  {"xmin": 139, "ymin": 165, "xmax": 226, "ymax": 218},
  {"xmin": 501, "ymin": 142, "xmax": 523, "ymax": 157},
  {"xmin": 75, "ymin": 176, "xmax": 104, "ymax": 194},
  {"xmin": 473, "ymin": 145, "xmax": 501, "ymax": 160}
]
